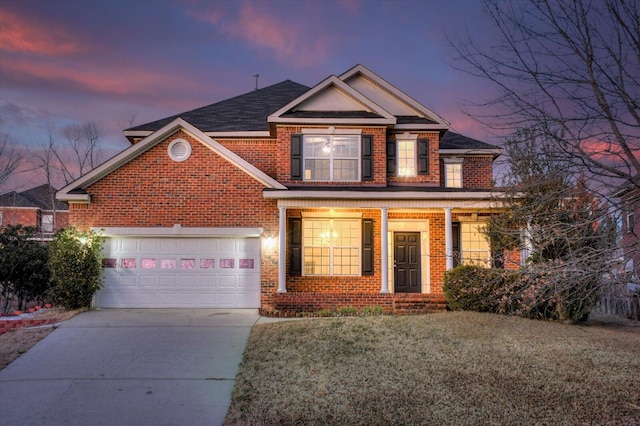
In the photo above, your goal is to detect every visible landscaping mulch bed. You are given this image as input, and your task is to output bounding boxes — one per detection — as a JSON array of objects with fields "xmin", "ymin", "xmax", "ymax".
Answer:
[{"xmin": 225, "ymin": 311, "xmax": 640, "ymax": 425}]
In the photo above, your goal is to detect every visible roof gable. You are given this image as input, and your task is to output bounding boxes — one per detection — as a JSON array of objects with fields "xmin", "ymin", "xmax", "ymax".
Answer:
[
  {"xmin": 59, "ymin": 118, "xmax": 286, "ymax": 202},
  {"xmin": 340, "ymin": 64, "xmax": 450, "ymax": 129},
  {"xmin": 268, "ymin": 75, "xmax": 395, "ymax": 125}
]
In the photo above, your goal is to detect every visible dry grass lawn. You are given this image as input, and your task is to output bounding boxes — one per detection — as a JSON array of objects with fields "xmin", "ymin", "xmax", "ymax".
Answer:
[{"xmin": 225, "ymin": 311, "xmax": 640, "ymax": 425}]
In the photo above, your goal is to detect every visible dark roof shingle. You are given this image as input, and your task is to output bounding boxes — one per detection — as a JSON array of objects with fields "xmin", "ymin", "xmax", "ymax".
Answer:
[
  {"xmin": 0, "ymin": 184, "xmax": 68, "ymax": 210},
  {"xmin": 128, "ymin": 80, "xmax": 310, "ymax": 133},
  {"xmin": 439, "ymin": 131, "xmax": 499, "ymax": 150}
]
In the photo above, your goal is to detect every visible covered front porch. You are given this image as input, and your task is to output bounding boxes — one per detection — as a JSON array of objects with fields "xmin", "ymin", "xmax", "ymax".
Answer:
[{"xmin": 262, "ymin": 189, "xmax": 505, "ymax": 315}]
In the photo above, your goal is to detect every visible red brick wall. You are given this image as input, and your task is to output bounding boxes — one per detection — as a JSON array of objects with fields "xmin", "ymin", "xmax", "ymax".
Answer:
[
  {"xmin": 0, "ymin": 208, "xmax": 39, "ymax": 228},
  {"xmin": 68, "ymin": 129, "xmax": 280, "ymax": 307},
  {"xmin": 439, "ymin": 156, "xmax": 494, "ymax": 189},
  {"xmin": 217, "ymin": 139, "xmax": 278, "ymax": 179}
]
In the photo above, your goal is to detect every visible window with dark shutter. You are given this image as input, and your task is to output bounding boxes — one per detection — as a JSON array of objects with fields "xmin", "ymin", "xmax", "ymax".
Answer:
[
  {"xmin": 362, "ymin": 219, "xmax": 374, "ymax": 275},
  {"xmin": 386, "ymin": 140, "xmax": 396, "ymax": 176},
  {"xmin": 418, "ymin": 139, "xmax": 429, "ymax": 175},
  {"xmin": 290, "ymin": 134, "xmax": 302, "ymax": 180},
  {"xmin": 290, "ymin": 218, "xmax": 302, "ymax": 275},
  {"xmin": 362, "ymin": 135, "xmax": 373, "ymax": 181}
]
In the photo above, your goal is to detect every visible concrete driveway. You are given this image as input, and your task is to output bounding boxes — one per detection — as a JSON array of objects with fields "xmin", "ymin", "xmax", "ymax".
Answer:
[{"xmin": 0, "ymin": 309, "xmax": 270, "ymax": 426}]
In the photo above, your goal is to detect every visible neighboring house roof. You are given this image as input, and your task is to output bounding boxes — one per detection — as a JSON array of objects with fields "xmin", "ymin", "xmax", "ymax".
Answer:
[
  {"xmin": 127, "ymin": 80, "xmax": 310, "ymax": 134},
  {"xmin": 0, "ymin": 184, "xmax": 68, "ymax": 210}
]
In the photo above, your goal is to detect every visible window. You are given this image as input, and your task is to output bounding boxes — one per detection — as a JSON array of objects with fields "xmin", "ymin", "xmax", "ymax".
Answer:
[
  {"xmin": 460, "ymin": 222, "xmax": 490, "ymax": 267},
  {"xmin": 397, "ymin": 140, "xmax": 416, "ymax": 177},
  {"xmin": 303, "ymin": 219, "xmax": 360, "ymax": 275},
  {"xmin": 445, "ymin": 159, "xmax": 463, "ymax": 188},
  {"xmin": 627, "ymin": 209, "xmax": 635, "ymax": 233},
  {"xmin": 42, "ymin": 214, "xmax": 54, "ymax": 233},
  {"xmin": 303, "ymin": 135, "xmax": 359, "ymax": 181}
]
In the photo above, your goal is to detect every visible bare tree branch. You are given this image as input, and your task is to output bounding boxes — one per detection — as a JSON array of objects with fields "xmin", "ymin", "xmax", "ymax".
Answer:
[{"xmin": 0, "ymin": 135, "xmax": 23, "ymax": 189}]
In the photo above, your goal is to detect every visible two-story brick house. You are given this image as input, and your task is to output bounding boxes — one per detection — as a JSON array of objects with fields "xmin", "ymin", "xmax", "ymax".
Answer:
[{"xmin": 57, "ymin": 65, "xmax": 510, "ymax": 313}]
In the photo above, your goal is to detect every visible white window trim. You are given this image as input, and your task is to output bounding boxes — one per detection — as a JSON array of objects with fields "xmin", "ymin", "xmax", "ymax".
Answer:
[
  {"xmin": 460, "ymin": 221, "xmax": 491, "ymax": 268},
  {"xmin": 301, "ymin": 218, "xmax": 361, "ymax": 276},
  {"xmin": 302, "ymin": 134, "xmax": 361, "ymax": 182},
  {"xmin": 444, "ymin": 157, "xmax": 463, "ymax": 188},
  {"xmin": 397, "ymin": 139, "xmax": 417, "ymax": 177}
]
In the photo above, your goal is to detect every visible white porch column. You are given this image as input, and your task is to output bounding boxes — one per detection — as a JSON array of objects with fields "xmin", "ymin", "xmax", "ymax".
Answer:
[
  {"xmin": 278, "ymin": 206, "xmax": 287, "ymax": 293},
  {"xmin": 444, "ymin": 207, "xmax": 453, "ymax": 271},
  {"xmin": 380, "ymin": 207, "xmax": 390, "ymax": 293}
]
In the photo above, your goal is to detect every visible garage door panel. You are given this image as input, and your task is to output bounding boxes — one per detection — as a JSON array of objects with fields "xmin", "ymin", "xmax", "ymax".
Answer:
[{"xmin": 97, "ymin": 236, "xmax": 260, "ymax": 308}]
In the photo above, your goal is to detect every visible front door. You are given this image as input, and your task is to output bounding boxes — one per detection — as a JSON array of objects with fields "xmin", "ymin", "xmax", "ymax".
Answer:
[{"xmin": 394, "ymin": 232, "xmax": 421, "ymax": 293}]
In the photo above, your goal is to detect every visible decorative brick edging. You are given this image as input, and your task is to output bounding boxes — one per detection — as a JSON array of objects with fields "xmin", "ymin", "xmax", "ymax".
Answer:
[{"xmin": 0, "ymin": 318, "xmax": 60, "ymax": 335}]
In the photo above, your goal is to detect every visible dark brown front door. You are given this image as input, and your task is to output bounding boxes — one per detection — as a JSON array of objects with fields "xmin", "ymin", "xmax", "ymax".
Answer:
[{"xmin": 394, "ymin": 232, "xmax": 421, "ymax": 293}]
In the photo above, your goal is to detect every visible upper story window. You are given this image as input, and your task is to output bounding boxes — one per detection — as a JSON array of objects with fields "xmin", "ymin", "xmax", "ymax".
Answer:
[
  {"xmin": 444, "ymin": 158, "xmax": 463, "ymax": 188},
  {"xmin": 627, "ymin": 208, "xmax": 635, "ymax": 233},
  {"xmin": 386, "ymin": 136, "xmax": 429, "ymax": 177},
  {"xmin": 303, "ymin": 135, "xmax": 360, "ymax": 181},
  {"xmin": 291, "ymin": 131, "xmax": 373, "ymax": 182}
]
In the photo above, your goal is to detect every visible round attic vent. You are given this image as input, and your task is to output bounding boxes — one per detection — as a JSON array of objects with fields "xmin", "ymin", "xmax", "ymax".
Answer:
[{"xmin": 168, "ymin": 139, "xmax": 192, "ymax": 162}]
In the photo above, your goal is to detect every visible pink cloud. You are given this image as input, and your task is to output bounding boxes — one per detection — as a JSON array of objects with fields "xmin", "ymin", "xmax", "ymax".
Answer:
[
  {"xmin": 221, "ymin": 3, "xmax": 330, "ymax": 68},
  {"xmin": 0, "ymin": 9, "xmax": 82, "ymax": 55}
]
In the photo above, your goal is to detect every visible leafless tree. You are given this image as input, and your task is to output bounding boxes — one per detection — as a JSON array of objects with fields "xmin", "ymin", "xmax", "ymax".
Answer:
[
  {"xmin": 451, "ymin": 0, "xmax": 639, "ymax": 197},
  {"xmin": 0, "ymin": 135, "xmax": 23, "ymax": 189},
  {"xmin": 56, "ymin": 122, "xmax": 105, "ymax": 184}
]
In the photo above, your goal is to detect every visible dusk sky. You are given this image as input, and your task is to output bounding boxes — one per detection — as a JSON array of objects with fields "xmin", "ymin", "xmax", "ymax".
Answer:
[{"xmin": 0, "ymin": 0, "xmax": 502, "ymax": 191}]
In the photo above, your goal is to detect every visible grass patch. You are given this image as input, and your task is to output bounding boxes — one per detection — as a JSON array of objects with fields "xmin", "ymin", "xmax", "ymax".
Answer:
[{"xmin": 225, "ymin": 311, "xmax": 640, "ymax": 425}]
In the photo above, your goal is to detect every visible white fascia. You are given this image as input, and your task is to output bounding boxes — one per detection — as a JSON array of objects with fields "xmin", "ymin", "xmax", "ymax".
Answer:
[
  {"xmin": 267, "ymin": 75, "xmax": 396, "ymax": 124},
  {"xmin": 339, "ymin": 64, "xmax": 451, "ymax": 128},
  {"xmin": 440, "ymin": 149, "xmax": 503, "ymax": 157},
  {"xmin": 123, "ymin": 130, "xmax": 152, "ymax": 138}
]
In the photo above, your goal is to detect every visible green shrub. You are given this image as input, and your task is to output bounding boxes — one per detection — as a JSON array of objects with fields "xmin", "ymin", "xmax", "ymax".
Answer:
[
  {"xmin": 315, "ymin": 309, "xmax": 333, "ymax": 317},
  {"xmin": 336, "ymin": 306, "xmax": 358, "ymax": 316},
  {"xmin": 360, "ymin": 305, "xmax": 384, "ymax": 316},
  {"xmin": 0, "ymin": 225, "xmax": 50, "ymax": 311},
  {"xmin": 48, "ymin": 228, "xmax": 104, "ymax": 309}
]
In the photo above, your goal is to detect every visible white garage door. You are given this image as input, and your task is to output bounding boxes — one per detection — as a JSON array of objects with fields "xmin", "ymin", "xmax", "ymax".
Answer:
[{"xmin": 95, "ymin": 236, "xmax": 260, "ymax": 308}]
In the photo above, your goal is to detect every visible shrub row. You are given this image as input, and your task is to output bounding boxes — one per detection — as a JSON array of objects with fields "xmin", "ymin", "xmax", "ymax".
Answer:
[
  {"xmin": 0, "ymin": 225, "xmax": 104, "ymax": 312},
  {"xmin": 443, "ymin": 264, "xmax": 601, "ymax": 323}
]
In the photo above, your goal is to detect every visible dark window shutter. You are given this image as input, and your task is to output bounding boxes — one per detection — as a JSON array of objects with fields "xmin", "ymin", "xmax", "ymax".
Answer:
[
  {"xmin": 362, "ymin": 219, "xmax": 374, "ymax": 276},
  {"xmin": 386, "ymin": 140, "xmax": 396, "ymax": 176},
  {"xmin": 290, "ymin": 134, "xmax": 302, "ymax": 180},
  {"xmin": 418, "ymin": 139, "xmax": 429, "ymax": 175},
  {"xmin": 362, "ymin": 135, "xmax": 373, "ymax": 181},
  {"xmin": 290, "ymin": 218, "xmax": 302, "ymax": 275}
]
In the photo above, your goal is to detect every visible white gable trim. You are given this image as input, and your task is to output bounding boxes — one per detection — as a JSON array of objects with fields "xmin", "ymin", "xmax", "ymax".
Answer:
[
  {"xmin": 340, "ymin": 64, "xmax": 450, "ymax": 128},
  {"xmin": 268, "ymin": 75, "xmax": 396, "ymax": 124},
  {"xmin": 58, "ymin": 118, "xmax": 286, "ymax": 201}
]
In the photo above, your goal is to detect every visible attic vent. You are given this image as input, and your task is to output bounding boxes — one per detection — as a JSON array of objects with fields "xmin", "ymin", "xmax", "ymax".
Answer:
[{"xmin": 168, "ymin": 139, "xmax": 192, "ymax": 162}]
